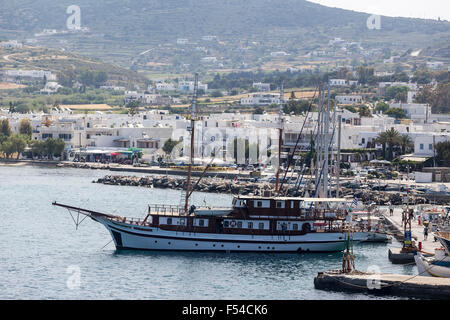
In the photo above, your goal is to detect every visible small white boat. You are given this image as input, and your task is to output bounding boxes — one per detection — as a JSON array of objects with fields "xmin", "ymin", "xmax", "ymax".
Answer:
[{"xmin": 414, "ymin": 249, "xmax": 450, "ymax": 278}]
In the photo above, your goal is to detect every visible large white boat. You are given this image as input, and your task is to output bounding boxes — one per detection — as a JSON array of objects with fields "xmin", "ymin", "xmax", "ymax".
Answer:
[{"xmin": 53, "ymin": 78, "xmax": 386, "ymax": 253}]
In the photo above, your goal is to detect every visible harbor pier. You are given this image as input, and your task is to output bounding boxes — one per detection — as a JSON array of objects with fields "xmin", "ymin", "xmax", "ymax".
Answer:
[
  {"xmin": 382, "ymin": 207, "xmax": 443, "ymax": 264},
  {"xmin": 314, "ymin": 270, "xmax": 450, "ymax": 299}
]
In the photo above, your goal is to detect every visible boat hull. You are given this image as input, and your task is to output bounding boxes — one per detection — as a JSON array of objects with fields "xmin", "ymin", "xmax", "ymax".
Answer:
[
  {"xmin": 97, "ymin": 217, "xmax": 347, "ymax": 253},
  {"xmin": 414, "ymin": 253, "xmax": 450, "ymax": 278}
]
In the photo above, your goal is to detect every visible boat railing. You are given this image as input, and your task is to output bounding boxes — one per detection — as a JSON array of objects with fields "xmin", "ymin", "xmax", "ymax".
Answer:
[{"xmin": 148, "ymin": 204, "xmax": 186, "ymax": 216}]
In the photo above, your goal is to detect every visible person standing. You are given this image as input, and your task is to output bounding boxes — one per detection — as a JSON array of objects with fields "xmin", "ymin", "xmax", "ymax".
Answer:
[
  {"xmin": 424, "ymin": 225, "xmax": 429, "ymax": 241},
  {"xmin": 389, "ymin": 203, "xmax": 394, "ymax": 216}
]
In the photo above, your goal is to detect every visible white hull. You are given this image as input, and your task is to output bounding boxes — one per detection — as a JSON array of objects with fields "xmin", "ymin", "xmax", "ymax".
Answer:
[
  {"xmin": 97, "ymin": 217, "xmax": 347, "ymax": 253},
  {"xmin": 354, "ymin": 231, "xmax": 391, "ymax": 243},
  {"xmin": 414, "ymin": 253, "xmax": 450, "ymax": 278}
]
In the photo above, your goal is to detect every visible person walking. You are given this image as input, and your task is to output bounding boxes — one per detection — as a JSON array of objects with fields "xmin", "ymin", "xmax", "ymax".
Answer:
[
  {"xmin": 389, "ymin": 203, "xmax": 394, "ymax": 216},
  {"xmin": 424, "ymin": 225, "xmax": 429, "ymax": 241}
]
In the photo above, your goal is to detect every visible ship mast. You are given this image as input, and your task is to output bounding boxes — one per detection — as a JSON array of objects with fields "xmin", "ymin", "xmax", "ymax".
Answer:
[
  {"xmin": 275, "ymin": 82, "xmax": 284, "ymax": 193},
  {"xmin": 184, "ymin": 73, "xmax": 199, "ymax": 214}
]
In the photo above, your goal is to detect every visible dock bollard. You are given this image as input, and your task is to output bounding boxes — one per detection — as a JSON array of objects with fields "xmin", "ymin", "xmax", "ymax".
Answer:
[
  {"xmin": 418, "ymin": 216, "xmax": 421, "ymax": 225},
  {"xmin": 418, "ymin": 242, "xmax": 422, "ymax": 251}
]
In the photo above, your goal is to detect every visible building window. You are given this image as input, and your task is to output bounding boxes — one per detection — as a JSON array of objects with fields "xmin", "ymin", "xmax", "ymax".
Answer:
[
  {"xmin": 420, "ymin": 144, "xmax": 424, "ymax": 150},
  {"xmin": 258, "ymin": 222, "xmax": 264, "ymax": 230},
  {"xmin": 429, "ymin": 144, "xmax": 433, "ymax": 150},
  {"xmin": 248, "ymin": 222, "xmax": 253, "ymax": 229},
  {"xmin": 167, "ymin": 218, "xmax": 172, "ymax": 225}
]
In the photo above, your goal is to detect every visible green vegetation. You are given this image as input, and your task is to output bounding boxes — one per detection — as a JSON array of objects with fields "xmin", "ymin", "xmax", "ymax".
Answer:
[
  {"xmin": 385, "ymin": 86, "xmax": 408, "ymax": 103},
  {"xmin": 385, "ymin": 107, "xmax": 407, "ymax": 119},
  {"xmin": 415, "ymin": 84, "xmax": 450, "ymax": 114},
  {"xmin": 435, "ymin": 141, "xmax": 450, "ymax": 166},
  {"xmin": 162, "ymin": 138, "xmax": 181, "ymax": 156}
]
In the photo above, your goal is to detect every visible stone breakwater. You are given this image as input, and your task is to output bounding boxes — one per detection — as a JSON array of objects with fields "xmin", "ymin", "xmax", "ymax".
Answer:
[
  {"xmin": 94, "ymin": 175, "xmax": 269, "ymax": 195},
  {"xmin": 93, "ymin": 175, "xmax": 432, "ymax": 204}
]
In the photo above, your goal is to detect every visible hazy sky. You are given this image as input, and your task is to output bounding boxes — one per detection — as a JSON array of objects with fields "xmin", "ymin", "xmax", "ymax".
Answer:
[{"xmin": 307, "ymin": 0, "xmax": 450, "ymax": 21}]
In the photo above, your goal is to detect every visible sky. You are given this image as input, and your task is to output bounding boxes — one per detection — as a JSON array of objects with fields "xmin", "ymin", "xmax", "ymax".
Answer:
[{"xmin": 307, "ymin": 0, "xmax": 450, "ymax": 21}]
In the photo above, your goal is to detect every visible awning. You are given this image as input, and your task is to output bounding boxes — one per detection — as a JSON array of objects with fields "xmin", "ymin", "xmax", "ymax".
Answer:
[{"xmin": 400, "ymin": 154, "xmax": 431, "ymax": 163}]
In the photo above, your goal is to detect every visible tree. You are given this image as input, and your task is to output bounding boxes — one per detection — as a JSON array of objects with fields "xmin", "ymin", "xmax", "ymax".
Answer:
[
  {"xmin": 374, "ymin": 101, "xmax": 389, "ymax": 113},
  {"xmin": 0, "ymin": 118, "xmax": 11, "ymax": 137},
  {"xmin": 211, "ymin": 90, "xmax": 223, "ymax": 98},
  {"xmin": 358, "ymin": 105, "xmax": 371, "ymax": 117},
  {"xmin": 0, "ymin": 134, "xmax": 27, "ymax": 159},
  {"xmin": 53, "ymin": 139, "xmax": 66, "ymax": 158},
  {"xmin": 399, "ymin": 134, "xmax": 413, "ymax": 155},
  {"xmin": 43, "ymin": 138, "xmax": 57, "ymax": 159},
  {"xmin": 386, "ymin": 86, "xmax": 408, "ymax": 102},
  {"xmin": 162, "ymin": 138, "xmax": 180, "ymax": 156},
  {"xmin": 9, "ymin": 134, "xmax": 27, "ymax": 159},
  {"xmin": 385, "ymin": 108, "xmax": 407, "ymax": 119},
  {"xmin": 30, "ymin": 140, "xmax": 45, "ymax": 159},
  {"xmin": 253, "ymin": 107, "xmax": 264, "ymax": 114},
  {"xmin": 375, "ymin": 128, "xmax": 401, "ymax": 161},
  {"xmin": 435, "ymin": 141, "xmax": 450, "ymax": 166},
  {"xmin": 19, "ymin": 119, "xmax": 33, "ymax": 138},
  {"xmin": 126, "ymin": 100, "xmax": 140, "ymax": 116}
]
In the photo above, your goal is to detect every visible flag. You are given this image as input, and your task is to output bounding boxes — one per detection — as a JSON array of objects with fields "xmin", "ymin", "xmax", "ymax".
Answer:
[{"xmin": 352, "ymin": 197, "xmax": 358, "ymax": 207}]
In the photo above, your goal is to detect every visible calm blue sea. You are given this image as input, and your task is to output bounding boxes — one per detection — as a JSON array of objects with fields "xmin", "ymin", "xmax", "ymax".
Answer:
[{"xmin": 0, "ymin": 165, "xmax": 416, "ymax": 299}]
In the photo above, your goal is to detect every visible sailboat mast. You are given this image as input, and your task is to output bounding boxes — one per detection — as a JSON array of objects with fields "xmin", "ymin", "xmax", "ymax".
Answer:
[
  {"xmin": 275, "ymin": 82, "xmax": 284, "ymax": 193},
  {"xmin": 185, "ymin": 73, "xmax": 198, "ymax": 214}
]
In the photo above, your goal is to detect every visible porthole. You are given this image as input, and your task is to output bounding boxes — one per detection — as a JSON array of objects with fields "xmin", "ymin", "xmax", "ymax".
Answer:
[
  {"xmin": 155, "ymin": 240, "xmax": 158, "ymax": 243},
  {"xmin": 195, "ymin": 243, "xmax": 198, "ymax": 246},
  {"xmin": 237, "ymin": 245, "xmax": 240, "ymax": 248},
  {"xmin": 168, "ymin": 242, "xmax": 171, "ymax": 245},
  {"xmin": 221, "ymin": 244, "xmax": 224, "ymax": 247}
]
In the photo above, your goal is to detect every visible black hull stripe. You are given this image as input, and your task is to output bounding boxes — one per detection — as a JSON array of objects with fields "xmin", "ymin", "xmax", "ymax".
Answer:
[
  {"xmin": 106, "ymin": 224, "xmax": 345, "ymax": 245},
  {"xmin": 115, "ymin": 247, "xmax": 343, "ymax": 253}
]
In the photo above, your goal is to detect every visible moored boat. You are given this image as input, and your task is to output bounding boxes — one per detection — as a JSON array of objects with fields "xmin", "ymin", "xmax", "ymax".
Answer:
[{"xmin": 414, "ymin": 248, "xmax": 450, "ymax": 278}]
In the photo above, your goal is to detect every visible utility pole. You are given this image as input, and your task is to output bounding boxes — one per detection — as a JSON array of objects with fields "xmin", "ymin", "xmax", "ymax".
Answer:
[
  {"xmin": 337, "ymin": 114, "xmax": 342, "ymax": 198},
  {"xmin": 324, "ymin": 81, "xmax": 330, "ymax": 198},
  {"xmin": 184, "ymin": 73, "xmax": 198, "ymax": 215},
  {"xmin": 275, "ymin": 82, "xmax": 284, "ymax": 193}
]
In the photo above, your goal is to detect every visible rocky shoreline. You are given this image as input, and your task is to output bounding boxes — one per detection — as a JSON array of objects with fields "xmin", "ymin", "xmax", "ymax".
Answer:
[{"xmin": 93, "ymin": 174, "xmax": 436, "ymax": 205}]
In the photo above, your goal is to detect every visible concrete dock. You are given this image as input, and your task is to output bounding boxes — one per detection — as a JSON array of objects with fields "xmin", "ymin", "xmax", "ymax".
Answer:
[
  {"xmin": 314, "ymin": 270, "xmax": 450, "ymax": 299},
  {"xmin": 382, "ymin": 206, "xmax": 443, "ymax": 263}
]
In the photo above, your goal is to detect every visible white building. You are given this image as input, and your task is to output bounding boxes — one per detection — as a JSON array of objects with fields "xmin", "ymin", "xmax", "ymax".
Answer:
[
  {"xmin": 335, "ymin": 95, "xmax": 362, "ymax": 105},
  {"xmin": 178, "ymin": 81, "xmax": 208, "ymax": 92},
  {"xmin": 0, "ymin": 40, "xmax": 23, "ymax": 49},
  {"xmin": 40, "ymin": 82, "xmax": 62, "ymax": 94},
  {"xmin": 329, "ymin": 79, "xmax": 347, "ymax": 86},
  {"xmin": 252, "ymin": 82, "xmax": 271, "ymax": 92},
  {"xmin": 426, "ymin": 61, "xmax": 444, "ymax": 70},
  {"xmin": 241, "ymin": 93, "xmax": 281, "ymax": 106}
]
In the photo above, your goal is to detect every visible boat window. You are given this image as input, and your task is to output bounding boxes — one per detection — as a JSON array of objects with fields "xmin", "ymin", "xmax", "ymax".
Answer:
[
  {"xmin": 276, "ymin": 201, "xmax": 285, "ymax": 208},
  {"xmin": 248, "ymin": 222, "xmax": 253, "ymax": 229},
  {"xmin": 224, "ymin": 221, "xmax": 230, "ymax": 228},
  {"xmin": 293, "ymin": 223, "xmax": 298, "ymax": 230},
  {"xmin": 258, "ymin": 222, "xmax": 264, "ymax": 230},
  {"xmin": 291, "ymin": 201, "xmax": 295, "ymax": 209},
  {"xmin": 167, "ymin": 218, "xmax": 172, "ymax": 225},
  {"xmin": 237, "ymin": 221, "xmax": 243, "ymax": 228},
  {"xmin": 257, "ymin": 201, "xmax": 262, "ymax": 207},
  {"xmin": 199, "ymin": 219, "xmax": 204, "ymax": 227}
]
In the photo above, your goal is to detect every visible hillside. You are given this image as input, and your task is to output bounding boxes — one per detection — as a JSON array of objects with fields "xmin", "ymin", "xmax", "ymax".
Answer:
[
  {"xmin": 0, "ymin": 46, "xmax": 149, "ymax": 88},
  {"xmin": 0, "ymin": 0, "xmax": 449, "ymax": 71}
]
